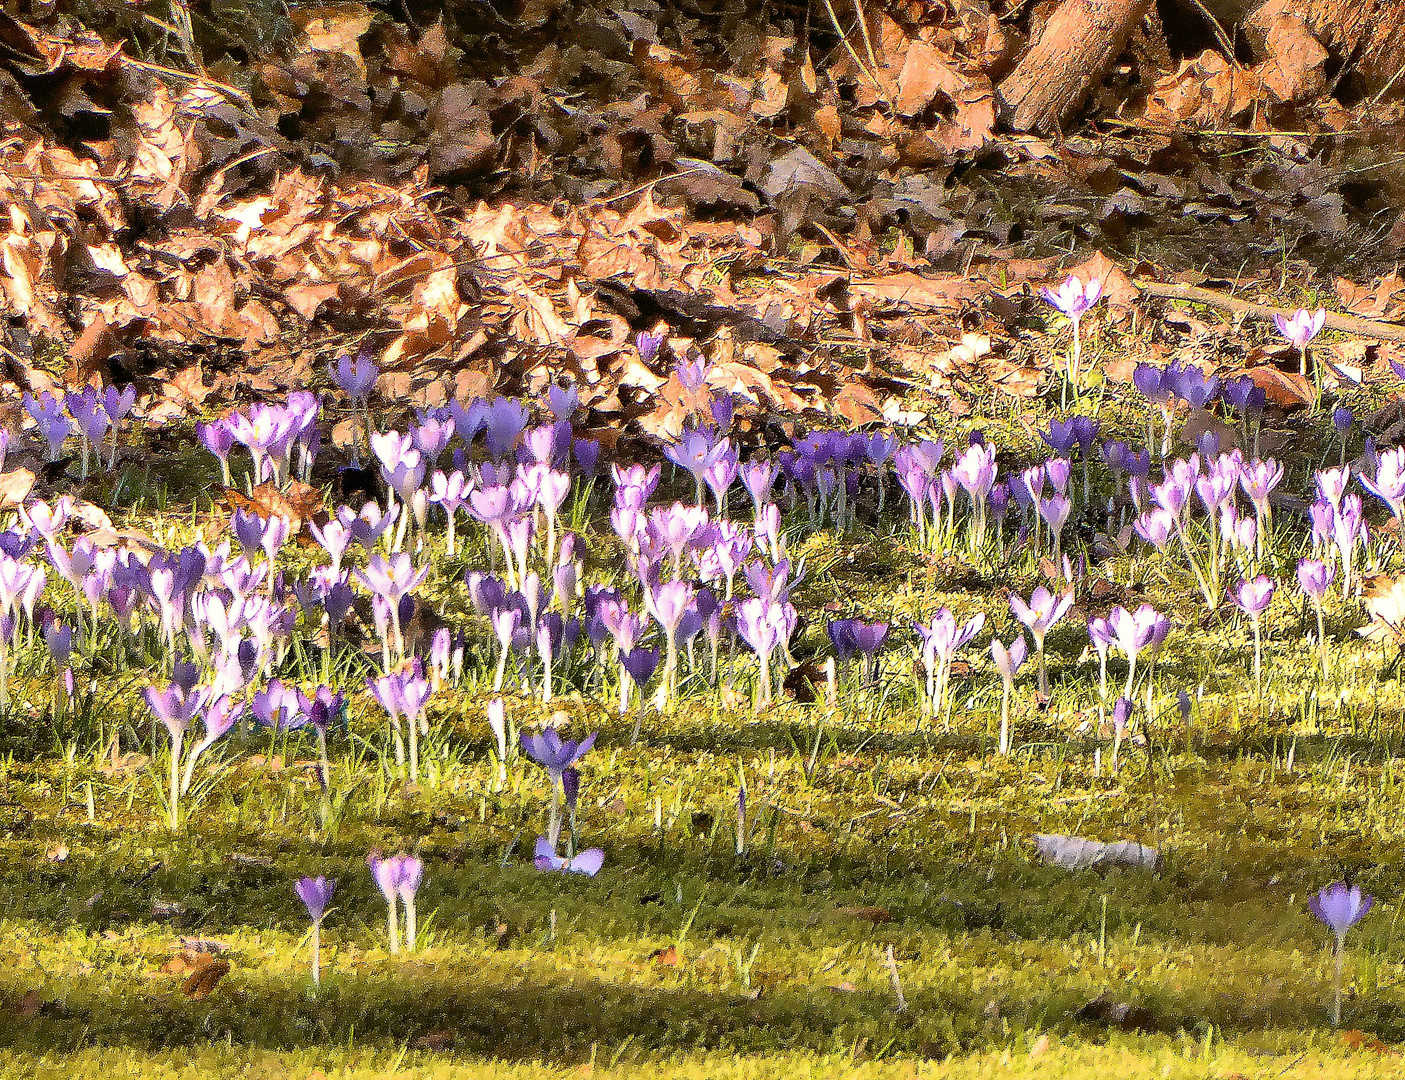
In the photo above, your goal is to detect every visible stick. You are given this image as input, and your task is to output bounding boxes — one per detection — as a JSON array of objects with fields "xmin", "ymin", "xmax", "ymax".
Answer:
[
  {"xmin": 883, "ymin": 944, "xmax": 908, "ymax": 1012},
  {"xmin": 1139, "ymin": 281, "xmax": 1405, "ymax": 344}
]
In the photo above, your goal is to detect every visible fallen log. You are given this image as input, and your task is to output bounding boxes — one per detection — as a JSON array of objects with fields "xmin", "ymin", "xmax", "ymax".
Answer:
[{"xmin": 997, "ymin": 0, "xmax": 1155, "ymax": 133}]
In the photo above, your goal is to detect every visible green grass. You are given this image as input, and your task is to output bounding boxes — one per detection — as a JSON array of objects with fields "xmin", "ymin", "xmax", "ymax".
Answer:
[{"xmin": 7, "ymin": 312, "xmax": 1405, "ymax": 1077}]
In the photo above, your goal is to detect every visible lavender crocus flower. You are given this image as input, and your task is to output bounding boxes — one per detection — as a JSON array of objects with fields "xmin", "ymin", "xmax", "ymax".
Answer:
[
  {"xmin": 295, "ymin": 876, "xmax": 335, "ymax": 985},
  {"xmin": 1040, "ymin": 275, "xmax": 1101, "ymax": 403},
  {"xmin": 1231, "ymin": 576, "xmax": 1275, "ymax": 699},
  {"xmin": 951, "ymin": 442, "xmax": 997, "ymax": 552},
  {"xmin": 1009, "ymin": 587, "xmax": 1073, "ymax": 696},
  {"xmin": 522, "ymin": 727, "xmax": 597, "ymax": 848},
  {"xmin": 915, "ymin": 609, "xmax": 985, "ymax": 723},
  {"xmin": 991, "ymin": 635, "xmax": 1027, "ymax": 756},
  {"xmin": 1297, "ymin": 557, "xmax": 1335, "ymax": 681},
  {"xmin": 1274, "ymin": 307, "xmax": 1326, "ymax": 375},
  {"xmin": 534, "ymin": 835, "xmax": 605, "ymax": 876},
  {"xmin": 1308, "ymin": 881, "xmax": 1372, "ymax": 1026},
  {"xmin": 1360, "ymin": 447, "xmax": 1405, "ymax": 521}
]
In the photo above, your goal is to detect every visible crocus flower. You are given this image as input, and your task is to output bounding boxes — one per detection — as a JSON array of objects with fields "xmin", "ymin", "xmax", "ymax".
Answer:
[
  {"xmin": 1008, "ymin": 587, "xmax": 1073, "ymax": 695},
  {"xmin": 295, "ymin": 876, "xmax": 335, "ymax": 985},
  {"xmin": 1040, "ymin": 275, "xmax": 1101, "ymax": 403},
  {"xmin": 1361, "ymin": 447, "xmax": 1405, "ymax": 521},
  {"xmin": 991, "ymin": 635, "xmax": 1027, "ymax": 756},
  {"xmin": 367, "ymin": 852, "xmax": 401, "ymax": 954},
  {"xmin": 522, "ymin": 727, "xmax": 597, "ymax": 848},
  {"xmin": 1308, "ymin": 881, "xmax": 1372, "ymax": 1026},
  {"xmin": 1232, "ymin": 576, "xmax": 1274, "ymax": 700},
  {"xmin": 1298, "ymin": 558, "xmax": 1335, "ymax": 681},
  {"xmin": 392, "ymin": 854, "xmax": 424, "ymax": 952},
  {"xmin": 915, "ymin": 609, "xmax": 985, "ymax": 723},
  {"xmin": 951, "ymin": 442, "xmax": 997, "ymax": 551},
  {"xmin": 1275, "ymin": 307, "xmax": 1326, "ymax": 374},
  {"xmin": 534, "ymin": 835, "xmax": 605, "ymax": 876}
]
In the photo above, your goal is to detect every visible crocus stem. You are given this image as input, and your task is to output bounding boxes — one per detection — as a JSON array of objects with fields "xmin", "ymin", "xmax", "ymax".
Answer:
[
  {"xmin": 1332, "ymin": 938, "xmax": 1344, "ymax": 1027},
  {"xmin": 169, "ymin": 730, "xmax": 182, "ymax": 831},
  {"xmin": 1252, "ymin": 618, "xmax": 1263, "ymax": 702},
  {"xmin": 312, "ymin": 922, "xmax": 321, "ymax": 986},
  {"xmin": 405, "ymin": 899, "xmax": 417, "ymax": 953},
  {"xmin": 548, "ymin": 780, "xmax": 561, "ymax": 850},
  {"xmin": 1037, "ymin": 645, "xmax": 1048, "ymax": 697},
  {"xmin": 317, "ymin": 728, "xmax": 330, "ymax": 792},
  {"xmin": 999, "ymin": 678, "xmax": 1011, "ymax": 756},
  {"xmin": 1315, "ymin": 604, "xmax": 1329, "ymax": 682},
  {"xmin": 387, "ymin": 896, "xmax": 399, "ymax": 955},
  {"xmin": 408, "ymin": 713, "xmax": 419, "ymax": 785}
]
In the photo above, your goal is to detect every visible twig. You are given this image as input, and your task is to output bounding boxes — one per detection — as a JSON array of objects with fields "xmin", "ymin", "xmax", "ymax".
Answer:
[
  {"xmin": 1140, "ymin": 281, "xmax": 1405, "ymax": 344},
  {"xmin": 1177, "ymin": 0, "xmax": 1238, "ymax": 66},
  {"xmin": 819, "ymin": 0, "xmax": 889, "ymax": 103},
  {"xmin": 882, "ymin": 944, "xmax": 907, "ymax": 1012}
]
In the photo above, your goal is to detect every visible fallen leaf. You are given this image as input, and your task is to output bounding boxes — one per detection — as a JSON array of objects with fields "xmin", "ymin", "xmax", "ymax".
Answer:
[
  {"xmin": 181, "ymin": 956, "xmax": 230, "ymax": 999},
  {"xmin": 0, "ymin": 468, "xmax": 36, "ymax": 509},
  {"xmin": 223, "ymin": 482, "xmax": 324, "ymax": 532},
  {"xmin": 649, "ymin": 945, "xmax": 682, "ymax": 967},
  {"xmin": 44, "ymin": 843, "xmax": 67, "ymax": 862},
  {"xmin": 1242, "ymin": 365, "xmax": 1314, "ymax": 409},
  {"xmin": 413, "ymin": 1030, "xmax": 457, "ymax": 1051},
  {"xmin": 1342, "ymin": 1029, "xmax": 1395, "ymax": 1054}
]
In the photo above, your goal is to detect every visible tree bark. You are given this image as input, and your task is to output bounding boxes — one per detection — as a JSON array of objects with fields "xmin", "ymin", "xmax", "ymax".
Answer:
[{"xmin": 997, "ymin": 0, "xmax": 1155, "ymax": 133}]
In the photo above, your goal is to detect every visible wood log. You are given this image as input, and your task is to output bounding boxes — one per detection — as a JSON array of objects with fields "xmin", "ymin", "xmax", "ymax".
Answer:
[{"xmin": 996, "ymin": 0, "xmax": 1155, "ymax": 133}]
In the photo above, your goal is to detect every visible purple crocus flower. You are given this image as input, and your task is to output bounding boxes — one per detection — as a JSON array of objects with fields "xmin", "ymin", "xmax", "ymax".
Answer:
[
  {"xmin": 1040, "ymin": 419, "xmax": 1077, "ymax": 457},
  {"xmin": 573, "ymin": 438, "xmax": 601, "ymax": 477},
  {"xmin": 296, "ymin": 875, "xmax": 334, "ymax": 923},
  {"xmin": 1040, "ymin": 275, "xmax": 1102, "ymax": 320},
  {"xmin": 522, "ymin": 727, "xmax": 597, "ymax": 779},
  {"xmin": 1232, "ymin": 575, "xmax": 1274, "ymax": 617},
  {"xmin": 1309, "ymin": 880, "xmax": 1372, "ymax": 1026},
  {"xmin": 1310, "ymin": 882, "xmax": 1372, "ymax": 943},
  {"xmin": 534, "ymin": 835, "xmax": 605, "ymax": 876},
  {"xmin": 1221, "ymin": 375, "xmax": 1266, "ymax": 414},
  {"xmin": 1170, "ymin": 365, "xmax": 1219, "ymax": 409},
  {"xmin": 1274, "ymin": 307, "xmax": 1326, "ymax": 353},
  {"xmin": 295, "ymin": 874, "xmax": 335, "ymax": 984},
  {"xmin": 1009, "ymin": 587, "xmax": 1072, "ymax": 696},
  {"xmin": 636, "ymin": 329, "xmax": 666, "ymax": 363},
  {"xmin": 523, "ymin": 726, "xmax": 596, "ymax": 848},
  {"xmin": 991, "ymin": 634, "xmax": 1027, "ymax": 756},
  {"xmin": 620, "ymin": 646, "xmax": 658, "ymax": 695},
  {"xmin": 332, "ymin": 350, "xmax": 378, "ymax": 405},
  {"xmin": 1361, "ymin": 447, "xmax": 1405, "ymax": 521}
]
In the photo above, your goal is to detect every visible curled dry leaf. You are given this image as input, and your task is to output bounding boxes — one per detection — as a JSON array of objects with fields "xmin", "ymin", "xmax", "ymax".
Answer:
[{"xmin": 180, "ymin": 955, "xmax": 231, "ymax": 1000}]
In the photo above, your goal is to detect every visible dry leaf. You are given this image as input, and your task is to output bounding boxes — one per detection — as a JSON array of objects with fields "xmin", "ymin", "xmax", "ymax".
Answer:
[
  {"xmin": 44, "ymin": 843, "xmax": 67, "ymax": 862},
  {"xmin": 180, "ymin": 956, "xmax": 230, "ymax": 999},
  {"xmin": 223, "ymin": 482, "xmax": 324, "ymax": 532},
  {"xmin": 649, "ymin": 945, "xmax": 682, "ymax": 967},
  {"xmin": 0, "ymin": 469, "xmax": 36, "ymax": 510}
]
